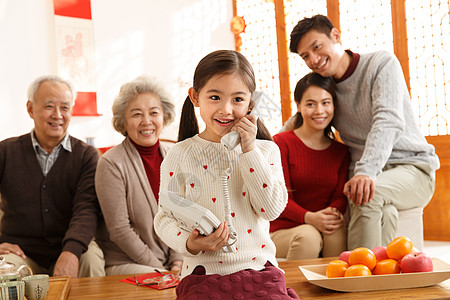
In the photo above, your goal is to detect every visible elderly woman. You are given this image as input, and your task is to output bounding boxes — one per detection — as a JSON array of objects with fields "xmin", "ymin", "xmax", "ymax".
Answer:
[{"xmin": 95, "ymin": 76, "xmax": 182, "ymax": 275}]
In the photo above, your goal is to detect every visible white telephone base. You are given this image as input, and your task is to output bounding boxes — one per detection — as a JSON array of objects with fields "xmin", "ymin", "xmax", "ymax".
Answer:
[{"xmin": 159, "ymin": 190, "xmax": 237, "ymax": 253}]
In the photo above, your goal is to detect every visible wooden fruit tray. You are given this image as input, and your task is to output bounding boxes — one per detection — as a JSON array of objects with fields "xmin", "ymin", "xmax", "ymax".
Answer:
[
  {"xmin": 46, "ymin": 276, "xmax": 71, "ymax": 300},
  {"xmin": 298, "ymin": 257, "xmax": 450, "ymax": 292}
]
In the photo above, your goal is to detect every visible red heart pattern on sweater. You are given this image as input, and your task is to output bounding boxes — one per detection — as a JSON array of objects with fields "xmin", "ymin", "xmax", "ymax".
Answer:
[{"xmin": 168, "ymin": 152, "xmax": 275, "ymax": 260}]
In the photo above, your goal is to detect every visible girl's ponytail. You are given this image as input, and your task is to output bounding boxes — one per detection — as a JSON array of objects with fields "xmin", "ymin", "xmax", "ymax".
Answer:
[
  {"xmin": 256, "ymin": 118, "xmax": 273, "ymax": 141},
  {"xmin": 177, "ymin": 96, "xmax": 199, "ymax": 142}
]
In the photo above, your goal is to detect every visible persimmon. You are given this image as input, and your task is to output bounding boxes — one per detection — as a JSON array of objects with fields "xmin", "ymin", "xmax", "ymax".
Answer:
[
  {"xmin": 344, "ymin": 264, "xmax": 372, "ymax": 277},
  {"xmin": 326, "ymin": 260, "xmax": 349, "ymax": 278},
  {"xmin": 386, "ymin": 236, "xmax": 413, "ymax": 261},
  {"xmin": 372, "ymin": 258, "xmax": 401, "ymax": 275},
  {"xmin": 348, "ymin": 247, "xmax": 377, "ymax": 270}
]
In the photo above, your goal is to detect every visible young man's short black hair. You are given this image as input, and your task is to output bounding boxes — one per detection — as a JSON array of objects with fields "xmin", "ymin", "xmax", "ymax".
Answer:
[{"xmin": 289, "ymin": 14, "xmax": 335, "ymax": 54}]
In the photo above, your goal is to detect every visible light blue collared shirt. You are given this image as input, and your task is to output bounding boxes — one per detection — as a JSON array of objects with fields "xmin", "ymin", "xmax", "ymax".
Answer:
[{"xmin": 31, "ymin": 129, "xmax": 72, "ymax": 176}]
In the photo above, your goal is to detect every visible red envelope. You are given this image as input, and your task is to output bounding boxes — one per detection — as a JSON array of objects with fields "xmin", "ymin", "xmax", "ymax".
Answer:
[{"xmin": 120, "ymin": 272, "xmax": 180, "ymax": 290}]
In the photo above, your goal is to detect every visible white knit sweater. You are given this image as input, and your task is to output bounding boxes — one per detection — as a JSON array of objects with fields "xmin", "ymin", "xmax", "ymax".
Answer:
[
  {"xmin": 334, "ymin": 50, "xmax": 440, "ymax": 179},
  {"xmin": 154, "ymin": 135, "xmax": 288, "ymax": 278}
]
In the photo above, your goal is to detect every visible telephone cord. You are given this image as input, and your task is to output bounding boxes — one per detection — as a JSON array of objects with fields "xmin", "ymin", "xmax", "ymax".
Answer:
[{"xmin": 221, "ymin": 167, "xmax": 238, "ymax": 247}]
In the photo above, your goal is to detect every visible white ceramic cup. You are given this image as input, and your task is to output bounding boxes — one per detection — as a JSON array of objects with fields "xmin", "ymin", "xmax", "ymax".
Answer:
[
  {"xmin": 0, "ymin": 274, "xmax": 20, "ymax": 283},
  {"xmin": 0, "ymin": 280, "xmax": 24, "ymax": 300},
  {"xmin": 21, "ymin": 274, "xmax": 49, "ymax": 300}
]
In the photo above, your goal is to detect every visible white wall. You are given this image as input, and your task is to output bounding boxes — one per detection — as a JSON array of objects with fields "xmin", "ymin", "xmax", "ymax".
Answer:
[{"xmin": 0, "ymin": 0, "xmax": 234, "ymax": 146}]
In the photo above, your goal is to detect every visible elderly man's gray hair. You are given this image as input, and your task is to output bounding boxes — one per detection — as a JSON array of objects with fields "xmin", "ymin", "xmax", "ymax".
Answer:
[{"xmin": 27, "ymin": 75, "xmax": 76, "ymax": 103}]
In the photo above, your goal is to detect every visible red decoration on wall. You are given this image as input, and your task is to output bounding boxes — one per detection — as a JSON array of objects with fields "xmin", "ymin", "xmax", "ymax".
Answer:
[
  {"xmin": 53, "ymin": 0, "xmax": 100, "ymax": 116},
  {"xmin": 73, "ymin": 92, "xmax": 99, "ymax": 116},
  {"xmin": 53, "ymin": 0, "xmax": 92, "ymax": 20}
]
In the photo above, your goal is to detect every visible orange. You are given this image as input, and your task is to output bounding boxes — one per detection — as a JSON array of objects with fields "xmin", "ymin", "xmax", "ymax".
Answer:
[
  {"xmin": 386, "ymin": 236, "xmax": 413, "ymax": 261},
  {"xmin": 348, "ymin": 247, "xmax": 377, "ymax": 270},
  {"xmin": 344, "ymin": 264, "xmax": 372, "ymax": 277},
  {"xmin": 372, "ymin": 259, "xmax": 401, "ymax": 275},
  {"xmin": 326, "ymin": 260, "xmax": 349, "ymax": 278}
]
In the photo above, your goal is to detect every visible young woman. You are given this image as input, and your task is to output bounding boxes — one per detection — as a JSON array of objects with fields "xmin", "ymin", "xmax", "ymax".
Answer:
[
  {"xmin": 270, "ymin": 72, "xmax": 350, "ymax": 259},
  {"xmin": 154, "ymin": 50, "xmax": 299, "ymax": 299}
]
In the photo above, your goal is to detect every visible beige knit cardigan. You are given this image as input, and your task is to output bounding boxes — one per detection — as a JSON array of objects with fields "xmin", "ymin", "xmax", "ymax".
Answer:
[{"xmin": 95, "ymin": 137, "xmax": 182, "ymax": 269}]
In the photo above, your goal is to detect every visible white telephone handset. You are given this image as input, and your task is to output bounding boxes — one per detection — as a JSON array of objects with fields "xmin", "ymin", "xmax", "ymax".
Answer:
[
  {"xmin": 220, "ymin": 91, "xmax": 265, "ymax": 150},
  {"xmin": 159, "ymin": 190, "xmax": 237, "ymax": 253}
]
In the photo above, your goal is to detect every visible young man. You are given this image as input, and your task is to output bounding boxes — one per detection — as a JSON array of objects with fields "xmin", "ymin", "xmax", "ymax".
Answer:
[
  {"xmin": 289, "ymin": 15, "xmax": 440, "ymax": 249},
  {"xmin": 0, "ymin": 75, "xmax": 104, "ymax": 277}
]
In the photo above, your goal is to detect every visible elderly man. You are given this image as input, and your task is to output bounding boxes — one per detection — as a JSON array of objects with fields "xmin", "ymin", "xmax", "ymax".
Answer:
[{"xmin": 0, "ymin": 75, "xmax": 103, "ymax": 277}]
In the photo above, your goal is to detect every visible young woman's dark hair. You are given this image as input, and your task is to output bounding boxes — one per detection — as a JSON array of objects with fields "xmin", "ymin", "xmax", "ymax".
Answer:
[
  {"xmin": 293, "ymin": 72, "xmax": 337, "ymax": 139},
  {"xmin": 289, "ymin": 14, "xmax": 335, "ymax": 54},
  {"xmin": 178, "ymin": 50, "xmax": 272, "ymax": 142}
]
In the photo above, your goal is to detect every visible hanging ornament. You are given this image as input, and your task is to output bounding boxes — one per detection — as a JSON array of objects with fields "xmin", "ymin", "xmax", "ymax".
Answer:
[
  {"xmin": 230, "ymin": 16, "xmax": 246, "ymax": 35},
  {"xmin": 235, "ymin": 36, "xmax": 242, "ymax": 51},
  {"xmin": 231, "ymin": 16, "xmax": 246, "ymax": 52}
]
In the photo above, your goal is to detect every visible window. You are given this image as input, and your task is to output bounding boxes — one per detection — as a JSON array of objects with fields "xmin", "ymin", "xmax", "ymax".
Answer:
[
  {"xmin": 234, "ymin": 0, "xmax": 450, "ymax": 136},
  {"xmin": 406, "ymin": 1, "xmax": 450, "ymax": 135},
  {"xmin": 233, "ymin": 0, "xmax": 283, "ymax": 134}
]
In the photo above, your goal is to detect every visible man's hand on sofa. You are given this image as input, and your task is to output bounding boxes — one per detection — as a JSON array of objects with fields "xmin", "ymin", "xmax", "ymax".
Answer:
[{"xmin": 0, "ymin": 242, "xmax": 26, "ymax": 258}]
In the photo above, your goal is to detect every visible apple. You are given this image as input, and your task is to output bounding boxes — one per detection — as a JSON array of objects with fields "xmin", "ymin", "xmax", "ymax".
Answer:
[
  {"xmin": 372, "ymin": 246, "xmax": 388, "ymax": 262},
  {"xmin": 338, "ymin": 250, "xmax": 351, "ymax": 264},
  {"xmin": 400, "ymin": 252, "xmax": 433, "ymax": 273}
]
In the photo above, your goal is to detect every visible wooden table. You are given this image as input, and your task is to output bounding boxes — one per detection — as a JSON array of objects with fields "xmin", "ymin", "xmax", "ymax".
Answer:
[{"xmin": 67, "ymin": 258, "xmax": 450, "ymax": 299}]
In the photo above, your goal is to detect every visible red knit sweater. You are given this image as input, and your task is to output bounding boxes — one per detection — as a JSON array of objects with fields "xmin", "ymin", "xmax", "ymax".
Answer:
[
  {"xmin": 270, "ymin": 130, "xmax": 350, "ymax": 232},
  {"xmin": 130, "ymin": 139, "xmax": 162, "ymax": 201}
]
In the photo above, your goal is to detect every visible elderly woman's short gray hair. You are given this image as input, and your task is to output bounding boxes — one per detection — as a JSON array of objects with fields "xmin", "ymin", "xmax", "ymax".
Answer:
[
  {"xmin": 27, "ymin": 75, "xmax": 76, "ymax": 103},
  {"xmin": 112, "ymin": 76, "xmax": 176, "ymax": 136}
]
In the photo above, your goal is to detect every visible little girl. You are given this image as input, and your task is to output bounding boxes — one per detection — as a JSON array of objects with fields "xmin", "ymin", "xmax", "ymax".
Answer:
[
  {"xmin": 154, "ymin": 50, "xmax": 299, "ymax": 299},
  {"xmin": 270, "ymin": 72, "xmax": 350, "ymax": 260}
]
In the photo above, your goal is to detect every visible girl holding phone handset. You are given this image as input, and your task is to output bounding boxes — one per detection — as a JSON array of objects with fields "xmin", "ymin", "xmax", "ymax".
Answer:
[{"xmin": 154, "ymin": 50, "xmax": 299, "ymax": 299}]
